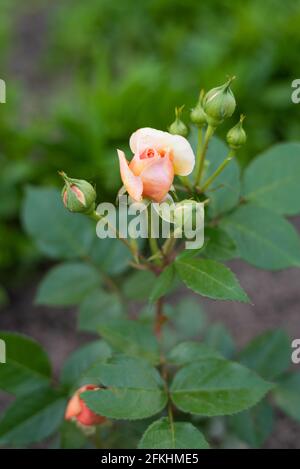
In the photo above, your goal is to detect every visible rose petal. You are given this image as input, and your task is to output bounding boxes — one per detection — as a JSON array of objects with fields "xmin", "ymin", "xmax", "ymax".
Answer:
[
  {"xmin": 117, "ymin": 149, "xmax": 143, "ymax": 201},
  {"xmin": 65, "ymin": 393, "xmax": 82, "ymax": 420},
  {"xmin": 70, "ymin": 185, "xmax": 86, "ymax": 205},
  {"xmin": 65, "ymin": 384, "xmax": 99, "ymax": 420},
  {"xmin": 129, "ymin": 128, "xmax": 166, "ymax": 155},
  {"xmin": 129, "ymin": 148, "xmax": 161, "ymax": 176},
  {"xmin": 129, "ymin": 128, "xmax": 195, "ymax": 176},
  {"xmin": 140, "ymin": 154, "xmax": 174, "ymax": 202},
  {"xmin": 77, "ymin": 405, "xmax": 106, "ymax": 426},
  {"xmin": 164, "ymin": 134, "xmax": 195, "ymax": 176}
]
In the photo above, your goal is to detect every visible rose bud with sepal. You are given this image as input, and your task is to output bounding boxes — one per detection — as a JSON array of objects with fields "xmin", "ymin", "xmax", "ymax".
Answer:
[
  {"xmin": 203, "ymin": 77, "xmax": 236, "ymax": 126},
  {"xmin": 60, "ymin": 171, "xmax": 96, "ymax": 214},
  {"xmin": 190, "ymin": 89, "xmax": 207, "ymax": 127},
  {"xmin": 168, "ymin": 105, "xmax": 189, "ymax": 138},
  {"xmin": 226, "ymin": 114, "xmax": 247, "ymax": 149}
]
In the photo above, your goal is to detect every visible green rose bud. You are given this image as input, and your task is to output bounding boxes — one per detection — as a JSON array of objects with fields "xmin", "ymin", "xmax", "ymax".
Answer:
[
  {"xmin": 203, "ymin": 77, "xmax": 236, "ymax": 125},
  {"xmin": 226, "ymin": 114, "xmax": 247, "ymax": 149},
  {"xmin": 190, "ymin": 89, "xmax": 207, "ymax": 127},
  {"xmin": 60, "ymin": 171, "xmax": 96, "ymax": 214},
  {"xmin": 168, "ymin": 105, "xmax": 189, "ymax": 137}
]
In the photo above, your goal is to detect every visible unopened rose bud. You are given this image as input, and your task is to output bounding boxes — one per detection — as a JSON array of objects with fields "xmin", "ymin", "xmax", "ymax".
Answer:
[
  {"xmin": 190, "ymin": 90, "xmax": 207, "ymax": 127},
  {"xmin": 60, "ymin": 171, "xmax": 96, "ymax": 214},
  {"xmin": 168, "ymin": 105, "xmax": 189, "ymax": 137},
  {"xmin": 65, "ymin": 384, "xmax": 106, "ymax": 427},
  {"xmin": 226, "ymin": 115, "xmax": 247, "ymax": 149},
  {"xmin": 203, "ymin": 77, "xmax": 236, "ymax": 126}
]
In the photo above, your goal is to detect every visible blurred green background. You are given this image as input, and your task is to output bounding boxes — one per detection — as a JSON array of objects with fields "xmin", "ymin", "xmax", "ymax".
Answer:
[{"xmin": 1, "ymin": 0, "xmax": 300, "ymax": 291}]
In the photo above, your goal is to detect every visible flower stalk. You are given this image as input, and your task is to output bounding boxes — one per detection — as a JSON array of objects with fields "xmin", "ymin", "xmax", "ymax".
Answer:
[
  {"xmin": 195, "ymin": 124, "xmax": 215, "ymax": 186},
  {"xmin": 199, "ymin": 149, "xmax": 235, "ymax": 193}
]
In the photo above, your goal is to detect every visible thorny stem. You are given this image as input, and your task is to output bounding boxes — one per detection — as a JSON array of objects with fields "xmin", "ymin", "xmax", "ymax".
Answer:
[
  {"xmin": 154, "ymin": 297, "xmax": 166, "ymax": 339},
  {"xmin": 154, "ymin": 297, "xmax": 175, "ymax": 432},
  {"xmin": 199, "ymin": 149, "xmax": 235, "ymax": 193},
  {"xmin": 195, "ymin": 124, "xmax": 215, "ymax": 186}
]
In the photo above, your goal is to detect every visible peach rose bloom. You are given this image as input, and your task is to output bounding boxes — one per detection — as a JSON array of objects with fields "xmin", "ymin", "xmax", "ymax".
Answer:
[
  {"xmin": 117, "ymin": 128, "xmax": 195, "ymax": 202},
  {"xmin": 65, "ymin": 384, "xmax": 106, "ymax": 426}
]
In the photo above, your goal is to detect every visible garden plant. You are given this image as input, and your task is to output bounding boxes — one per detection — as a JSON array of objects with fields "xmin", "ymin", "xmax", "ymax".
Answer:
[{"xmin": 0, "ymin": 77, "xmax": 300, "ymax": 449}]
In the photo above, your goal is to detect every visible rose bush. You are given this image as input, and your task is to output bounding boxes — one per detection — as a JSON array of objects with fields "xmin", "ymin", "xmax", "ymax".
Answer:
[{"xmin": 1, "ymin": 79, "xmax": 300, "ymax": 449}]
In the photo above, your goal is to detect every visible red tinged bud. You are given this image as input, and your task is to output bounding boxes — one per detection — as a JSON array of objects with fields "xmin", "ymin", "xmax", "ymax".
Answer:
[
  {"xmin": 65, "ymin": 384, "xmax": 106, "ymax": 426},
  {"xmin": 59, "ymin": 171, "xmax": 96, "ymax": 214},
  {"xmin": 63, "ymin": 184, "xmax": 86, "ymax": 206}
]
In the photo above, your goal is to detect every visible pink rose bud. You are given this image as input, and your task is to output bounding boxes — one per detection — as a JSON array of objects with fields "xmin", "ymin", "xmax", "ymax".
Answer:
[
  {"xmin": 117, "ymin": 127, "xmax": 195, "ymax": 202},
  {"xmin": 60, "ymin": 171, "xmax": 96, "ymax": 214},
  {"xmin": 65, "ymin": 384, "xmax": 106, "ymax": 426}
]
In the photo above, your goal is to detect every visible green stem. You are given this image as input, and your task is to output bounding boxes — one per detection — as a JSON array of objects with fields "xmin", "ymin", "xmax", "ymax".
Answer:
[
  {"xmin": 194, "ymin": 126, "xmax": 203, "ymax": 179},
  {"xmin": 177, "ymin": 175, "xmax": 192, "ymax": 192},
  {"xmin": 154, "ymin": 296, "xmax": 174, "ymax": 438},
  {"xmin": 148, "ymin": 206, "xmax": 162, "ymax": 266},
  {"xmin": 162, "ymin": 231, "xmax": 176, "ymax": 257},
  {"xmin": 199, "ymin": 149, "xmax": 235, "ymax": 193},
  {"xmin": 149, "ymin": 236, "xmax": 161, "ymax": 261},
  {"xmin": 91, "ymin": 430, "xmax": 103, "ymax": 449},
  {"xmin": 88, "ymin": 210, "xmax": 102, "ymax": 222},
  {"xmin": 168, "ymin": 401, "xmax": 175, "ymax": 444},
  {"xmin": 195, "ymin": 125, "xmax": 215, "ymax": 186}
]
